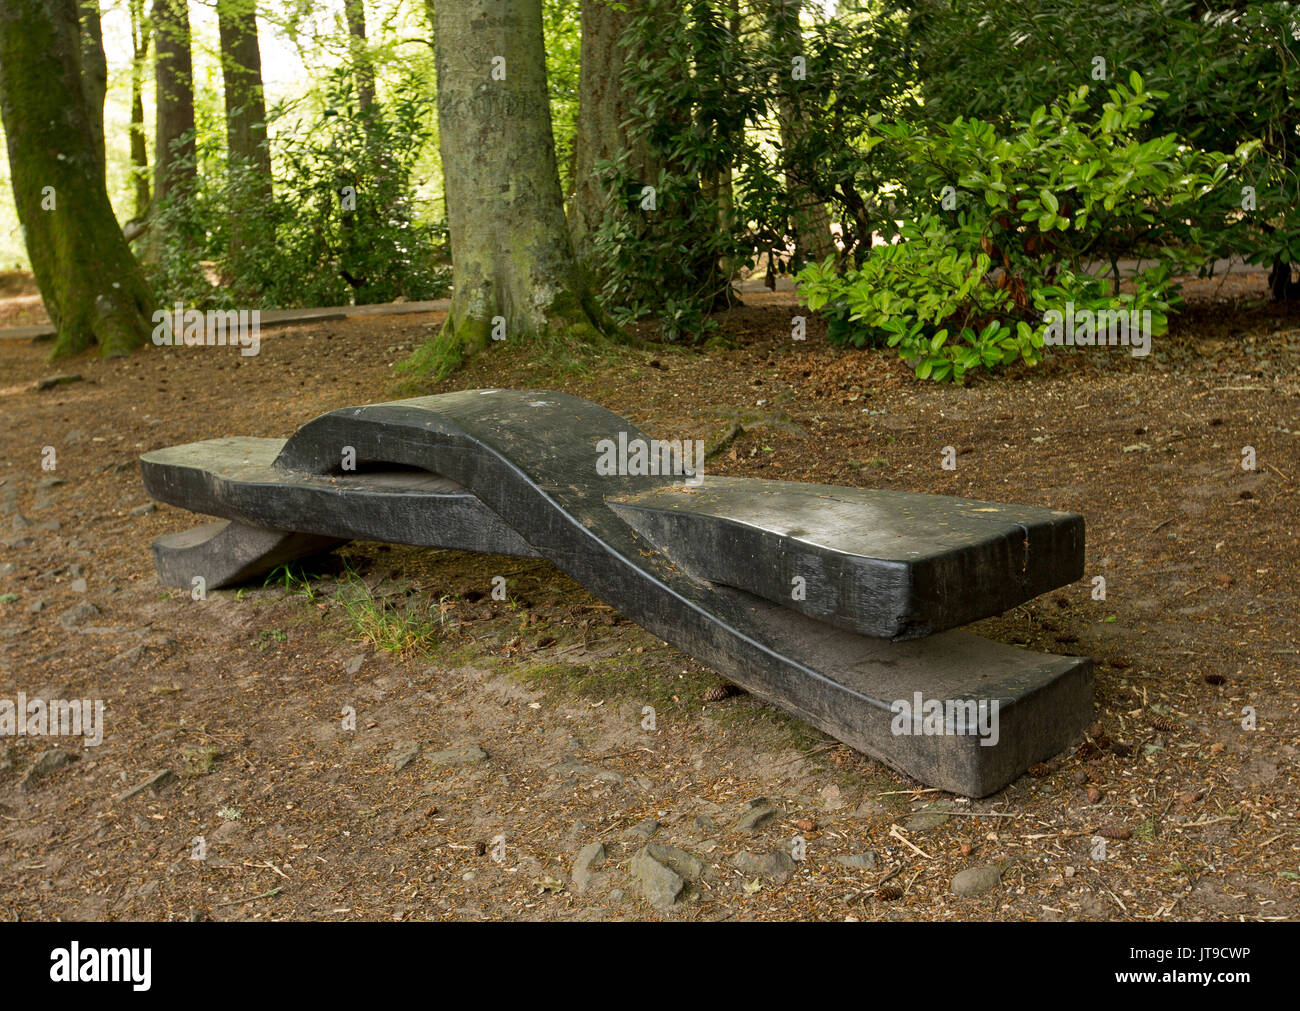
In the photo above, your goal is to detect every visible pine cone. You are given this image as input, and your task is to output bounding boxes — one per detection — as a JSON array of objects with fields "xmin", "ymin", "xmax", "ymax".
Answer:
[
  {"xmin": 875, "ymin": 884, "xmax": 903, "ymax": 901},
  {"xmin": 703, "ymin": 683, "xmax": 738, "ymax": 702},
  {"xmin": 1151, "ymin": 715, "xmax": 1179, "ymax": 733}
]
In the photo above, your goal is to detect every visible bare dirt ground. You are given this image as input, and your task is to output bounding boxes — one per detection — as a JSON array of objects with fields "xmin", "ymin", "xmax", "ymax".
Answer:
[
  {"xmin": 0, "ymin": 278, "xmax": 1297, "ymax": 922},
  {"xmin": 0, "ymin": 271, "xmax": 43, "ymax": 329}
]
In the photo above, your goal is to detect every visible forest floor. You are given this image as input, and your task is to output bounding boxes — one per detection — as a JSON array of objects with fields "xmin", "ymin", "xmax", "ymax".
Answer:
[{"xmin": 0, "ymin": 274, "xmax": 1297, "ymax": 922}]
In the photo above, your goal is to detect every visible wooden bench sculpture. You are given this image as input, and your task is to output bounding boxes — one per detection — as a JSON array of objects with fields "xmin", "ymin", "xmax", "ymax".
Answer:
[{"xmin": 139, "ymin": 389, "xmax": 1092, "ymax": 796}]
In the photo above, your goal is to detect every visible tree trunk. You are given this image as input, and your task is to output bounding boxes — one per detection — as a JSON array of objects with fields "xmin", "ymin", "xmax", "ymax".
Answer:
[
  {"xmin": 77, "ymin": 0, "xmax": 106, "ymax": 178},
  {"xmin": 432, "ymin": 0, "xmax": 610, "ymax": 358},
  {"xmin": 129, "ymin": 0, "xmax": 150, "ymax": 219},
  {"xmin": 343, "ymin": 0, "xmax": 376, "ymax": 113},
  {"xmin": 0, "ymin": 0, "xmax": 155, "ymax": 357},
  {"xmin": 216, "ymin": 0, "xmax": 271, "ymax": 188},
  {"xmin": 569, "ymin": 0, "xmax": 657, "ymax": 268},
  {"xmin": 771, "ymin": 0, "xmax": 835, "ymax": 266},
  {"xmin": 217, "ymin": 0, "xmax": 272, "ymax": 266},
  {"xmin": 152, "ymin": 0, "xmax": 195, "ymax": 211}
]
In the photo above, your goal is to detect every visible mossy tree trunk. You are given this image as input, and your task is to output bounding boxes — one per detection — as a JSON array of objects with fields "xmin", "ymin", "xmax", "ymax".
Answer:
[
  {"xmin": 216, "ymin": 0, "xmax": 271, "ymax": 185},
  {"xmin": 128, "ymin": 0, "xmax": 151, "ymax": 219},
  {"xmin": 76, "ymin": 0, "xmax": 106, "ymax": 177},
  {"xmin": 152, "ymin": 0, "xmax": 195, "ymax": 212},
  {"xmin": 343, "ymin": 0, "xmax": 376, "ymax": 113},
  {"xmin": 771, "ymin": 0, "xmax": 835, "ymax": 266},
  {"xmin": 0, "ymin": 0, "xmax": 154, "ymax": 357},
  {"xmin": 432, "ymin": 0, "xmax": 610, "ymax": 358},
  {"xmin": 216, "ymin": 0, "xmax": 272, "ymax": 262},
  {"xmin": 569, "ymin": 0, "xmax": 658, "ymax": 270}
]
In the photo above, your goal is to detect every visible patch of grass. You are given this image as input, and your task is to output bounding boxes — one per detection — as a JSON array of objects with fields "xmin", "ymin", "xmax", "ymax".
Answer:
[
  {"xmin": 524, "ymin": 330, "xmax": 609, "ymax": 378},
  {"xmin": 180, "ymin": 745, "xmax": 221, "ymax": 778},
  {"xmin": 264, "ymin": 562, "xmax": 329, "ymax": 600},
  {"xmin": 255, "ymin": 628, "xmax": 287, "ymax": 650},
  {"xmin": 510, "ymin": 654, "xmax": 703, "ymax": 716},
  {"xmin": 335, "ymin": 569, "xmax": 447, "ymax": 655},
  {"xmin": 395, "ymin": 331, "xmax": 464, "ymax": 387},
  {"xmin": 509, "ymin": 648, "xmax": 833, "ymax": 753},
  {"xmin": 709, "ymin": 695, "xmax": 832, "ymax": 753}
]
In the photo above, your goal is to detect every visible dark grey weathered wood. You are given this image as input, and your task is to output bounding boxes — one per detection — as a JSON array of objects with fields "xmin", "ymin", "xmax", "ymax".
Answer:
[
  {"xmin": 609, "ymin": 478, "xmax": 1083, "ymax": 638},
  {"xmin": 152, "ymin": 520, "xmax": 343, "ymax": 589},
  {"xmin": 138, "ymin": 389, "xmax": 1093, "ymax": 796}
]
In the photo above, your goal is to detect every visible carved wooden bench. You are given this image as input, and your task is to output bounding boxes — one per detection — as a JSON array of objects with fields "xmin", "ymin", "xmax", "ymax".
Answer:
[{"xmin": 139, "ymin": 389, "xmax": 1092, "ymax": 796}]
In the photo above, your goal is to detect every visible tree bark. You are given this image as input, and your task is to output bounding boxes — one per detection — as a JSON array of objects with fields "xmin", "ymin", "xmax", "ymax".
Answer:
[
  {"xmin": 128, "ymin": 0, "xmax": 150, "ymax": 219},
  {"xmin": 216, "ymin": 0, "xmax": 272, "ymax": 189},
  {"xmin": 432, "ymin": 0, "xmax": 610, "ymax": 358},
  {"xmin": 77, "ymin": 0, "xmax": 106, "ymax": 178},
  {"xmin": 217, "ymin": 0, "xmax": 272, "ymax": 266},
  {"xmin": 569, "ymin": 0, "xmax": 657, "ymax": 267},
  {"xmin": 152, "ymin": 0, "xmax": 196, "ymax": 211},
  {"xmin": 343, "ymin": 0, "xmax": 376, "ymax": 113},
  {"xmin": 771, "ymin": 0, "xmax": 835, "ymax": 266},
  {"xmin": 0, "ymin": 0, "xmax": 155, "ymax": 357}
]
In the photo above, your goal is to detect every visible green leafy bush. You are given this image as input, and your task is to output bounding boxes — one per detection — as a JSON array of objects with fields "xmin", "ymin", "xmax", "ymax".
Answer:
[
  {"xmin": 589, "ymin": 0, "xmax": 752, "ymax": 343},
  {"xmin": 147, "ymin": 67, "xmax": 449, "ymax": 311},
  {"xmin": 797, "ymin": 79, "xmax": 1245, "ymax": 381},
  {"xmin": 906, "ymin": 0, "xmax": 1300, "ymax": 298}
]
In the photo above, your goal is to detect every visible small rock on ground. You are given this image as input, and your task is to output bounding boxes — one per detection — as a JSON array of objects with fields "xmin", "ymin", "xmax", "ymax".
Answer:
[
  {"xmin": 904, "ymin": 802, "xmax": 953, "ymax": 832},
  {"xmin": 951, "ymin": 865, "xmax": 1002, "ymax": 896},
  {"xmin": 732, "ymin": 849, "xmax": 796, "ymax": 881},
  {"xmin": 630, "ymin": 847, "xmax": 686, "ymax": 908},
  {"xmin": 427, "ymin": 744, "xmax": 488, "ymax": 766},
  {"xmin": 58, "ymin": 603, "xmax": 100, "ymax": 630},
  {"xmin": 21, "ymin": 748, "xmax": 78, "ymax": 791},
  {"xmin": 642, "ymin": 843, "xmax": 704, "ymax": 882},
  {"xmin": 571, "ymin": 842, "xmax": 606, "ymax": 893},
  {"xmin": 388, "ymin": 741, "xmax": 421, "ymax": 771},
  {"xmin": 731, "ymin": 797, "xmax": 778, "ymax": 833},
  {"xmin": 117, "ymin": 768, "xmax": 177, "ymax": 802}
]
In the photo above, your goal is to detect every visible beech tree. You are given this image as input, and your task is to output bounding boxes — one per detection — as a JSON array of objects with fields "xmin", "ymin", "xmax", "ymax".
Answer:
[
  {"xmin": 430, "ymin": 0, "xmax": 610, "ymax": 361},
  {"xmin": 216, "ymin": 0, "xmax": 271, "ymax": 262},
  {"xmin": 0, "ymin": 0, "xmax": 154, "ymax": 357},
  {"xmin": 216, "ymin": 0, "xmax": 271, "ymax": 189},
  {"xmin": 770, "ymin": 0, "xmax": 834, "ymax": 264},
  {"xmin": 152, "ymin": 0, "xmax": 196, "ymax": 214},
  {"xmin": 127, "ymin": 0, "xmax": 150, "ymax": 218},
  {"xmin": 76, "ymin": 0, "xmax": 107, "ymax": 178},
  {"xmin": 343, "ymin": 0, "xmax": 376, "ymax": 113},
  {"xmin": 568, "ymin": 0, "xmax": 659, "ymax": 268}
]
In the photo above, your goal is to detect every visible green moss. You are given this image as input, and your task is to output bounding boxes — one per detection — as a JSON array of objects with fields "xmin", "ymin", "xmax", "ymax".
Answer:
[
  {"xmin": 180, "ymin": 745, "xmax": 220, "ymax": 778},
  {"xmin": 509, "ymin": 654, "xmax": 707, "ymax": 715},
  {"xmin": 396, "ymin": 328, "xmax": 468, "ymax": 386}
]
